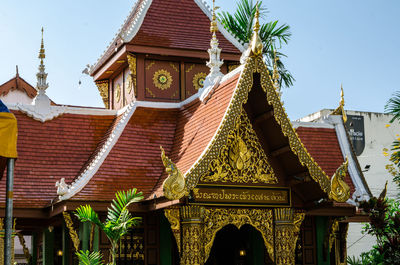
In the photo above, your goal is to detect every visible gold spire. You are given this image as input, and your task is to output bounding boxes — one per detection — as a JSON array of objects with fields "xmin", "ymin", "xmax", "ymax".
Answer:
[
  {"xmin": 210, "ymin": 0, "xmax": 219, "ymax": 33},
  {"xmin": 331, "ymin": 84, "xmax": 347, "ymax": 123},
  {"xmin": 251, "ymin": 5, "xmax": 263, "ymax": 56},
  {"xmin": 39, "ymin": 27, "xmax": 46, "ymax": 65}
]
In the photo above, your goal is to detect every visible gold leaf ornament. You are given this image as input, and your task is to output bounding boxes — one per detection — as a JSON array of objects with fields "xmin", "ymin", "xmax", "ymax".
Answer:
[
  {"xmin": 153, "ymin": 69, "xmax": 173, "ymax": 90},
  {"xmin": 329, "ymin": 158, "xmax": 351, "ymax": 202},
  {"xmin": 161, "ymin": 146, "xmax": 188, "ymax": 200},
  {"xmin": 192, "ymin": 72, "xmax": 207, "ymax": 90},
  {"xmin": 115, "ymin": 84, "xmax": 121, "ymax": 103}
]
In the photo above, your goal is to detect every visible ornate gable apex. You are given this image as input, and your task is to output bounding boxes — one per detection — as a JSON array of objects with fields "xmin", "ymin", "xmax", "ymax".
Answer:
[
  {"xmin": 90, "ymin": 0, "xmax": 244, "ymax": 76},
  {"xmin": 161, "ymin": 53, "xmax": 351, "ymax": 203}
]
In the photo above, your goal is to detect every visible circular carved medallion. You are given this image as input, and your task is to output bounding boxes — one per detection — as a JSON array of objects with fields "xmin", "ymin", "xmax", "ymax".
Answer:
[
  {"xmin": 125, "ymin": 75, "xmax": 133, "ymax": 94},
  {"xmin": 193, "ymin": 72, "xmax": 207, "ymax": 90},
  {"xmin": 153, "ymin": 69, "xmax": 173, "ymax": 90}
]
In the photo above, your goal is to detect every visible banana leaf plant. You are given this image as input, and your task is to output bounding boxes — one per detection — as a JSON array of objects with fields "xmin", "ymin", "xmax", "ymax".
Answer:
[{"xmin": 75, "ymin": 188, "xmax": 144, "ymax": 265}]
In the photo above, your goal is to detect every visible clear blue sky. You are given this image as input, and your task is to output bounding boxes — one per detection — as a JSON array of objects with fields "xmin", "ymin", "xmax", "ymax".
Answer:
[{"xmin": 1, "ymin": 0, "xmax": 399, "ymax": 120}]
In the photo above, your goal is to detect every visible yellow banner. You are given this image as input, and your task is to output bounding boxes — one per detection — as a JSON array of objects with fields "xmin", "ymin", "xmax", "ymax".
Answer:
[{"xmin": 0, "ymin": 112, "xmax": 18, "ymax": 158}]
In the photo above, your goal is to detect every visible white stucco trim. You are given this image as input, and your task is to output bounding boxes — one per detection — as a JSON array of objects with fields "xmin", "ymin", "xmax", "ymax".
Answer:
[
  {"xmin": 91, "ymin": 0, "xmax": 152, "ymax": 73},
  {"xmin": 58, "ymin": 100, "xmax": 140, "ymax": 201},
  {"xmin": 121, "ymin": 0, "xmax": 153, "ymax": 42},
  {"xmin": 193, "ymin": 0, "xmax": 245, "ymax": 52},
  {"xmin": 326, "ymin": 115, "xmax": 370, "ymax": 204}
]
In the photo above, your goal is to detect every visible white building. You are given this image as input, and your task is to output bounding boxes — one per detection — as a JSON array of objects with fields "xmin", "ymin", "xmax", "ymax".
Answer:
[{"xmin": 300, "ymin": 109, "xmax": 400, "ymax": 258}]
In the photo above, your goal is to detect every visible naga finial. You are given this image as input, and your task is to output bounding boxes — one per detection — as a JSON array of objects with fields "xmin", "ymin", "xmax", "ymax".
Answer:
[
  {"xmin": 251, "ymin": 4, "xmax": 263, "ymax": 56},
  {"xmin": 331, "ymin": 84, "xmax": 347, "ymax": 123},
  {"xmin": 329, "ymin": 157, "xmax": 351, "ymax": 202},
  {"xmin": 160, "ymin": 146, "xmax": 188, "ymax": 200},
  {"xmin": 272, "ymin": 49, "xmax": 280, "ymax": 89}
]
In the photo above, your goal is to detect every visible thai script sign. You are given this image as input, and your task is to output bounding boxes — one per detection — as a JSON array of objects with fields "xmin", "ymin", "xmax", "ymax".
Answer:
[{"xmin": 191, "ymin": 185, "xmax": 291, "ymax": 207}]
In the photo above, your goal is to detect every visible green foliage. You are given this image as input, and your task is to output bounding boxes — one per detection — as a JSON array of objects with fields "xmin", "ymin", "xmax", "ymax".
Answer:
[
  {"xmin": 76, "ymin": 250, "xmax": 104, "ymax": 265},
  {"xmin": 218, "ymin": 0, "xmax": 294, "ymax": 88},
  {"xmin": 75, "ymin": 188, "xmax": 144, "ymax": 265}
]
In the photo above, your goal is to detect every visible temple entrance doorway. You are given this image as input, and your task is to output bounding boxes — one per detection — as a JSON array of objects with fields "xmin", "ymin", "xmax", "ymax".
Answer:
[{"xmin": 205, "ymin": 224, "xmax": 274, "ymax": 265}]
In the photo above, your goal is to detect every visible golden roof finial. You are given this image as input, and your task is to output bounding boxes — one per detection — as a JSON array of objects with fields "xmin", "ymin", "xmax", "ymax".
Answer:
[
  {"xmin": 331, "ymin": 84, "xmax": 347, "ymax": 123},
  {"xmin": 251, "ymin": 4, "xmax": 263, "ymax": 56},
  {"xmin": 210, "ymin": 0, "xmax": 219, "ymax": 33},
  {"xmin": 272, "ymin": 48, "xmax": 280, "ymax": 89},
  {"xmin": 39, "ymin": 27, "xmax": 46, "ymax": 65}
]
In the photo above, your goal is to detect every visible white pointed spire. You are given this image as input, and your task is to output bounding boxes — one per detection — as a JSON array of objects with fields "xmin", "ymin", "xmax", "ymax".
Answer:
[
  {"xmin": 15, "ymin": 27, "xmax": 66, "ymax": 122},
  {"xmin": 200, "ymin": 0, "xmax": 224, "ymax": 102}
]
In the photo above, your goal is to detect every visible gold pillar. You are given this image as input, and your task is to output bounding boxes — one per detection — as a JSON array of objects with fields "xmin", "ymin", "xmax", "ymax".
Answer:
[
  {"xmin": 0, "ymin": 218, "xmax": 16, "ymax": 265},
  {"xmin": 274, "ymin": 208, "xmax": 305, "ymax": 265},
  {"xmin": 180, "ymin": 206, "xmax": 205, "ymax": 265}
]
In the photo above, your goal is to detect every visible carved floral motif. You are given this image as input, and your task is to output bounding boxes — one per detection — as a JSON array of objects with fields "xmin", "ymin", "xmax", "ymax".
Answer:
[
  {"xmin": 153, "ymin": 69, "xmax": 173, "ymax": 91},
  {"xmin": 200, "ymin": 110, "xmax": 277, "ymax": 184}
]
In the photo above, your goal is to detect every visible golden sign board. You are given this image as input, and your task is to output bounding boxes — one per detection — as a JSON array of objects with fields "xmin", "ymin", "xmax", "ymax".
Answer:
[{"xmin": 191, "ymin": 185, "xmax": 291, "ymax": 207}]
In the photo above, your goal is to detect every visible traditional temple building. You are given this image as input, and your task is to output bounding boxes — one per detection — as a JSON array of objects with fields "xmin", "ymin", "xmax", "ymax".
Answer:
[{"xmin": 0, "ymin": 0, "xmax": 371, "ymax": 265}]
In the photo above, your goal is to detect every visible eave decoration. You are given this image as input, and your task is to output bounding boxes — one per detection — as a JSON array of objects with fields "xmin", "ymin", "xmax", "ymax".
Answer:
[
  {"xmin": 329, "ymin": 157, "xmax": 351, "ymax": 202},
  {"xmin": 161, "ymin": 146, "xmax": 188, "ymax": 200},
  {"xmin": 159, "ymin": 5, "xmax": 351, "ymax": 203},
  {"xmin": 95, "ymin": 80, "xmax": 109, "ymax": 108}
]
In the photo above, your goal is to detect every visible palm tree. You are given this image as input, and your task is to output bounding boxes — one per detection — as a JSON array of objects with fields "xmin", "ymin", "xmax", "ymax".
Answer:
[
  {"xmin": 219, "ymin": 0, "xmax": 294, "ymax": 88},
  {"xmin": 75, "ymin": 188, "xmax": 144, "ymax": 265}
]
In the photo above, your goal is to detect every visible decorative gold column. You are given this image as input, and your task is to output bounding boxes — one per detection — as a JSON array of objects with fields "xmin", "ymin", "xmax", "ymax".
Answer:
[
  {"xmin": 0, "ymin": 218, "xmax": 16, "ymax": 265},
  {"xmin": 164, "ymin": 208, "xmax": 181, "ymax": 254},
  {"xmin": 127, "ymin": 53, "xmax": 137, "ymax": 97},
  {"xmin": 180, "ymin": 206, "xmax": 205, "ymax": 265},
  {"xmin": 274, "ymin": 208, "xmax": 305, "ymax": 265}
]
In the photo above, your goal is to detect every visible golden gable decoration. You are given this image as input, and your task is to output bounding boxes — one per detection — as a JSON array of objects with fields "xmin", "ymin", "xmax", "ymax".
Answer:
[{"xmin": 200, "ymin": 110, "xmax": 277, "ymax": 184}]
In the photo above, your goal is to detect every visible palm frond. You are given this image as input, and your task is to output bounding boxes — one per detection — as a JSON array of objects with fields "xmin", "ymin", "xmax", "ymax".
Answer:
[
  {"xmin": 107, "ymin": 188, "xmax": 143, "ymax": 223},
  {"xmin": 76, "ymin": 250, "xmax": 104, "ymax": 265},
  {"xmin": 218, "ymin": 0, "xmax": 294, "ymax": 88},
  {"xmin": 385, "ymin": 91, "xmax": 400, "ymax": 123},
  {"xmin": 75, "ymin": 205, "xmax": 104, "ymax": 229}
]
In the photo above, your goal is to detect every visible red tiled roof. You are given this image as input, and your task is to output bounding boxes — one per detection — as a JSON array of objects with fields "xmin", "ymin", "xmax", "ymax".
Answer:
[
  {"xmin": 0, "ymin": 112, "xmax": 115, "ymax": 208},
  {"xmin": 0, "ymin": 74, "xmax": 37, "ymax": 98},
  {"xmin": 72, "ymin": 107, "xmax": 179, "ymax": 201},
  {"xmin": 131, "ymin": 0, "xmax": 240, "ymax": 53},
  {"xmin": 296, "ymin": 127, "xmax": 356, "ymax": 193}
]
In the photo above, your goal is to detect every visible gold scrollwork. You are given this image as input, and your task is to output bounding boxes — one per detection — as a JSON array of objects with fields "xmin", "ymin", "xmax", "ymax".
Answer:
[
  {"xmin": 95, "ymin": 81, "xmax": 109, "ymax": 108},
  {"xmin": 274, "ymin": 208, "xmax": 305, "ymax": 265},
  {"xmin": 164, "ymin": 208, "xmax": 181, "ymax": 253},
  {"xmin": 170, "ymin": 63, "xmax": 179, "ymax": 73},
  {"xmin": 16, "ymin": 232, "xmax": 31, "ymax": 264},
  {"xmin": 329, "ymin": 157, "xmax": 351, "ymax": 202},
  {"xmin": 161, "ymin": 146, "xmax": 188, "ymax": 200},
  {"xmin": 145, "ymin": 87, "xmax": 156, "ymax": 98},
  {"xmin": 153, "ymin": 69, "xmax": 173, "ymax": 91},
  {"xmin": 203, "ymin": 208, "xmax": 274, "ymax": 262},
  {"xmin": 192, "ymin": 72, "xmax": 207, "ymax": 91},
  {"xmin": 200, "ymin": 110, "xmax": 277, "ymax": 184},
  {"xmin": 115, "ymin": 83, "xmax": 121, "ymax": 103},
  {"xmin": 126, "ymin": 75, "xmax": 133, "ymax": 94},
  {"xmin": 127, "ymin": 53, "xmax": 137, "ymax": 97},
  {"xmin": 63, "ymin": 212, "xmax": 80, "ymax": 252}
]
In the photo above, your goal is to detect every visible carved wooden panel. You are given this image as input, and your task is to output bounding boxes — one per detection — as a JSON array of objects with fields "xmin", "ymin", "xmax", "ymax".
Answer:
[
  {"xmin": 113, "ymin": 72, "xmax": 124, "ymax": 109},
  {"xmin": 124, "ymin": 67, "xmax": 135, "ymax": 105},
  {"xmin": 145, "ymin": 60, "xmax": 180, "ymax": 101},
  {"xmin": 185, "ymin": 63, "xmax": 209, "ymax": 98}
]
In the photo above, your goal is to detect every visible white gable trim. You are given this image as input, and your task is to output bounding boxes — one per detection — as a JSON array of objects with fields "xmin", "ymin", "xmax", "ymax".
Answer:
[{"xmin": 326, "ymin": 115, "xmax": 370, "ymax": 204}]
